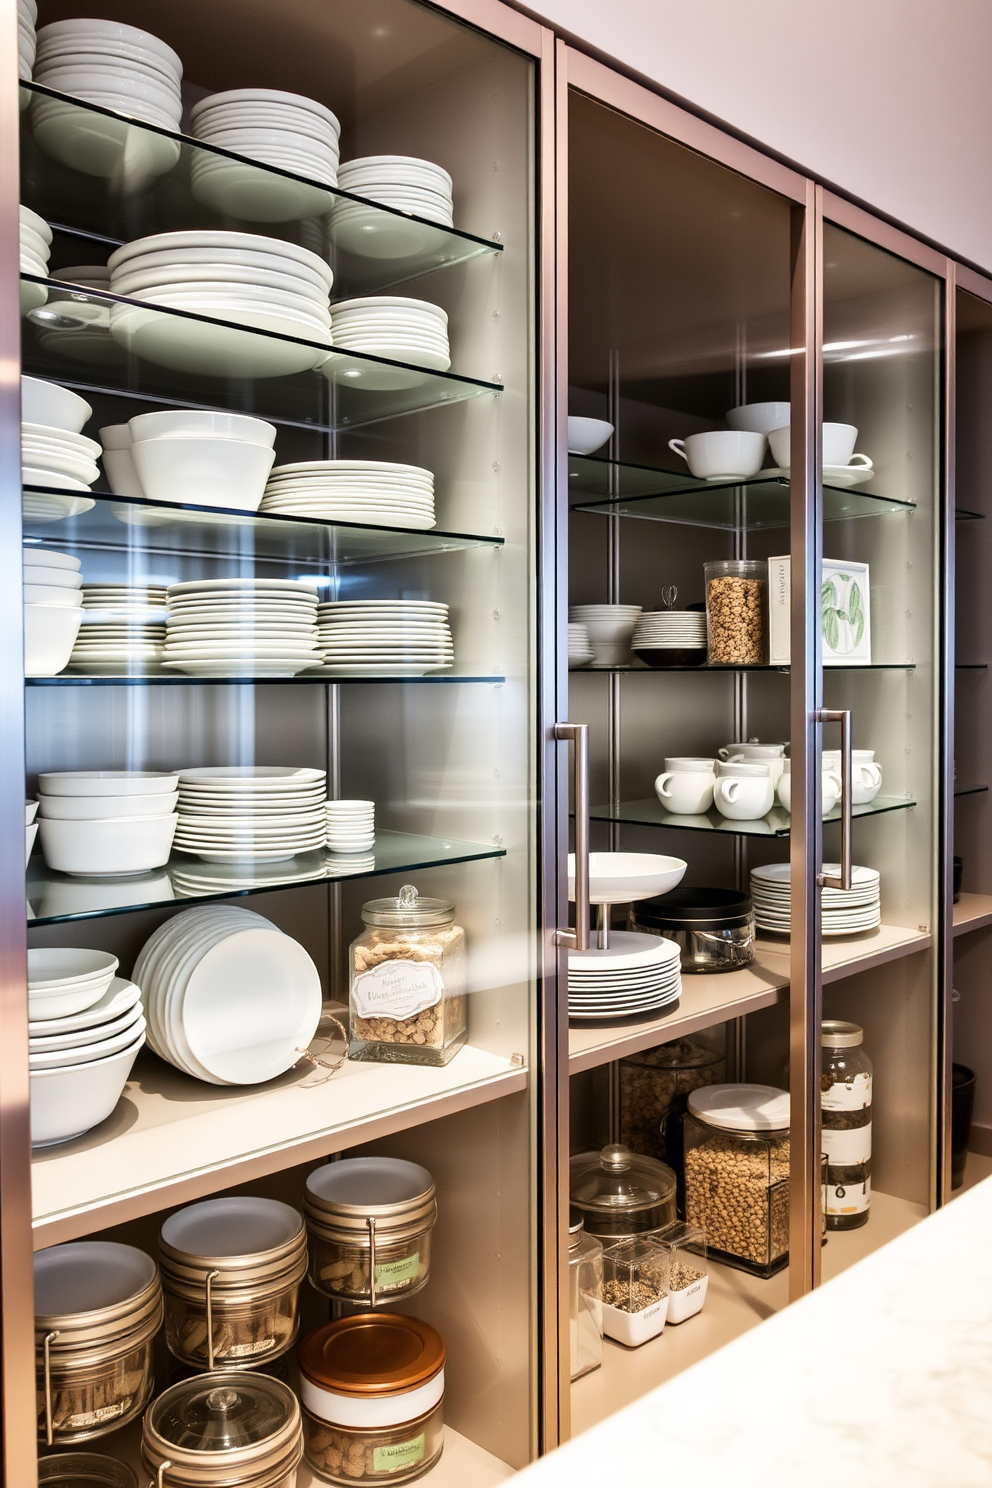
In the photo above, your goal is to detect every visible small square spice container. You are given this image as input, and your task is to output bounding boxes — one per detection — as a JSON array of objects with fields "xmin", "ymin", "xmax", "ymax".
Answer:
[
  {"xmin": 661, "ymin": 1221, "xmax": 708, "ymax": 1323},
  {"xmin": 601, "ymin": 1236, "xmax": 670, "ymax": 1348}
]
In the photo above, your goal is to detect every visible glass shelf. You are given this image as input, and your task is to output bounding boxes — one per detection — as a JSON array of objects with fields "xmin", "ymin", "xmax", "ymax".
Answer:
[
  {"xmin": 20, "ymin": 82, "xmax": 501, "ymax": 299},
  {"xmin": 29, "ymin": 674, "xmax": 504, "ymax": 687},
  {"xmin": 26, "ymin": 829, "xmax": 505, "ymax": 925},
  {"xmin": 22, "ymin": 276, "xmax": 500, "ymax": 432},
  {"xmin": 571, "ymin": 662, "xmax": 916, "ymax": 674},
  {"xmin": 955, "ymin": 508, "xmax": 984, "ymax": 521},
  {"xmin": 955, "ymin": 664, "xmax": 988, "ymax": 670},
  {"xmin": 568, "ymin": 454, "xmax": 915, "ymax": 529},
  {"xmin": 587, "ymin": 794, "xmax": 916, "ymax": 839},
  {"xmin": 954, "ymin": 783, "xmax": 989, "ymax": 797}
]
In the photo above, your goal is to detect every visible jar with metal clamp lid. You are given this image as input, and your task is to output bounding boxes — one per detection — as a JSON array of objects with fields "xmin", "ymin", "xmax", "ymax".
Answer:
[
  {"xmin": 304, "ymin": 1158, "xmax": 436, "ymax": 1306},
  {"xmin": 141, "ymin": 1371, "xmax": 303, "ymax": 1488},
  {"xmin": 822, "ymin": 1020, "xmax": 872, "ymax": 1230}
]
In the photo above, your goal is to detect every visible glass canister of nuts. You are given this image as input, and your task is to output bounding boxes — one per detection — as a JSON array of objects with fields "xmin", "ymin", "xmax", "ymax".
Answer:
[
  {"xmin": 158, "ymin": 1197, "xmax": 308, "ymax": 1372},
  {"xmin": 683, "ymin": 1084, "xmax": 790, "ymax": 1278},
  {"xmin": 618, "ymin": 1032, "xmax": 726, "ymax": 1208},
  {"xmin": 34, "ymin": 1241, "xmax": 163, "ymax": 1446},
  {"xmin": 141, "ymin": 1371, "xmax": 303, "ymax": 1488},
  {"xmin": 349, "ymin": 884, "xmax": 466, "ymax": 1067},
  {"xmin": 822, "ymin": 1020, "xmax": 873, "ymax": 1231},
  {"xmin": 304, "ymin": 1158, "xmax": 436, "ymax": 1306},
  {"xmin": 704, "ymin": 559, "xmax": 767, "ymax": 665},
  {"xmin": 299, "ymin": 1314, "xmax": 445, "ymax": 1485}
]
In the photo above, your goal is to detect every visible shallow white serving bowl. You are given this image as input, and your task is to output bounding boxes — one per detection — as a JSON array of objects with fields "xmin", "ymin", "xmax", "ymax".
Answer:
[
  {"xmin": 567, "ymin": 850, "xmax": 688, "ymax": 905},
  {"xmin": 24, "ymin": 602, "xmax": 82, "ymax": 677},
  {"xmin": 28, "ymin": 946, "xmax": 119, "ymax": 988},
  {"xmin": 39, "ymin": 769, "xmax": 179, "ymax": 796},
  {"xmin": 22, "ymin": 546, "xmax": 81, "ymax": 571},
  {"xmin": 29, "ymin": 976, "xmax": 141, "ymax": 1036},
  {"xmin": 38, "ymin": 812, "xmax": 177, "ymax": 876},
  {"xmin": 131, "ymin": 434, "xmax": 276, "ymax": 511},
  {"xmin": 39, "ymin": 790, "xmax": 178, "ymax": 820},
  {"xmin": 725, "ymin": 400, "xmax": 791, "ymax": 434},
  {"xmin": 29, "ymin": 1032, "xmax": 144, "ymax": 1147},
  {"xmin": 128, "ymin": 409, "xmax": 276, "ymax": 447},
  {"xmin": 22, "ymin": 465, "xmax": 91, "ymax": 493},
  {"xmin": 566, "ymin": 417, "xmax": 614, "ymax": 455},
  {"xmin": 23, "ymin": 583, "xmax": 83, "ymax": 607},
  {"xmin": 23, "ymin": 565, "xmax": 82, "ymax": 589}
]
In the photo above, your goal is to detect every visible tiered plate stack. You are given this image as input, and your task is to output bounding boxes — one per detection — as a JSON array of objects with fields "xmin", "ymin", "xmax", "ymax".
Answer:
[
  {"xmin": 325, "ymin": 297, "xmax": 450, "ymax": 387},
  {"xmin": 325, "ymin": 800, "xmax": 375, "ymax": 854},
  {"xmin": 331, "ymin": 155, "xmax": 454, "ymax": 258},
  {"xmin": 174, "ymin": 766, "xmax": 328, "ymax": 863},
  {"xmin": 315, "ymin": 600, "xmax": 454, "ymax": 676},
  {"xmin": 751, "ymin": 862, "xmax": 881, "ymax": 936},
  {"xmin": 632, "ymin": 609, "xmax": 707, "ymax": 668},
  {"xmin": 19, "ymin": 203, "xmax": 50, "ymax": 314},
  {"xmin": 70, "ymin": 583, "xmax": 168, "ymax": 674},
  {"xmin": 260, "ymin": 460, "xmax": 436, "ymax": 530},
  {"xmin": 18, "ymin": 0, "xmax": 36, "ymax": 94},
  {"xmin": 189, "ymin": 87, "xmax": 341, "ymax": 221},
  {"xmin": 567, "ymin": 932, "xmax": 682, "ymax": 1020},
  {"xmin": 33, "ymin": 17, "xmax": 183, "ymax": 129},
  {"xmin": 568, "ymin": 622, "xmax": 594, "ymax": 669},
  {"xmin": 163, "ymin": 578, "xmax": 322, "ymax": 677}
]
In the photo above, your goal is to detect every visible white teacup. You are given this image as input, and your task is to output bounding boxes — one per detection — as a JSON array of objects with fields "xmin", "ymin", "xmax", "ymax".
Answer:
[
  {"xmin": 776, "ymin": 760, "xmax": 842, "ymax": 816},
  {"xmin": 725, "ymin": 401, "xmax": 790, "ymax": 435},
  {"xmin": 823, "ymin": 749, "xmax": 882, "ymax": 804},
  {"xmin": 668, "ymin": 430, "xmax": 766, "ymax": 481},
  {"xmin": 719, "ymin": 743, "xmax": 786, "ymax": 789},
  {"xmin": 654, "ymin": 757, "xmax": 717, "ymax": 815},
  {"xmin": 713, "ymin": 768, "xmax": 775, "ymax": 820},
  {"xmin": 767, "ymin": 422, "xmax": 872, "ymax": 472}
]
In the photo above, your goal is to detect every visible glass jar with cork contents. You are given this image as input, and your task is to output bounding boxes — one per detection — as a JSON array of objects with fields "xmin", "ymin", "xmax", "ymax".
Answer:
[
  {"xmin": 704, "ymin": 560, "xmax": 767, "ymax": 665},
  {"xmin": 349, "ymin": 885, "xmax": 466, "ymax": 1067}
]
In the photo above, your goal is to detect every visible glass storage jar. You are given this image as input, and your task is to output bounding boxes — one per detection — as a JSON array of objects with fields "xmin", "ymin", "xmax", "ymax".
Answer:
[
  {"xmin": 349, "ymin": 884, "xmax": 466, "ymax": 1067},
  {"xmin": 568, "ymin": 1216, "xmax": 603, "ymax": 1378},
  {"xmin": 601, "ymin": 1235, "xmax": 669, "ymax": 1349},
  {"xmin": 569, "ymin": 1143, "xmax": 677, "ymax": 1246},
  {"xmin": 304, "ymin": 1157, "xmax": 436, "ymax": 1305},
  {"xmin": 684, "ymin": 1085, "xmax": 790, "ymax": 1277},
  {"xmin": 704, "ymin": 560, "xmax": 767, "ymax": 665},
  {"xmin": 159, "ymin": 1197, "xmax": 307, "ymax": 1371},
  {"xmin": 822, "ymin": 1020, "xmax": 873, "ymax": 1230},
  {"xmin": 659, "ymin": 1221, "xmax": 708, "ymax": 1323},
  {"xmin": 299, "ymin": 1313, "xmax": 445, "ymax": 1485},
  {"xmin": 631, "ymin": 889, "xmax": 756, "ymax": 974},
  {"xmin": 141, "ymin": 1371, "xmax": 303, "ymax": 1488},
  {"xmin": 35, "ymin": 1241, "xmax": 163, "ymax": 1446},
  {"xmin": 39, "ymin": 1454, "xmax": 138, "ymax": 1488},
  {"xmin": 618, "ymin": 1032, "xmax": 726, "ymax": 1190}
]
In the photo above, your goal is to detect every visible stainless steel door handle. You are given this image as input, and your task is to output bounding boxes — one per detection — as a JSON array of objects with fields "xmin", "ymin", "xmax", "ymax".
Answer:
[
  {"xmin": 816, "ymin": 707, "xmax": 853, "ymax": 890},
  {"xmin": 554, "ymin": 722, "xmax": 590, "ymax": 950}
]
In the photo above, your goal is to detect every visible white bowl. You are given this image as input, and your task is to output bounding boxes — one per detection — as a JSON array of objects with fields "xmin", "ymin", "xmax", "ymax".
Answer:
[
  {"xmin": 568, "ymin": 851, "xmax": 688, "ymax": 905},
  {"xmin": 22, "ymin": 546, "xmax": 81, "ymax": 572},
  {"xmin": 26, "ymin": 799, "xmax": 39, "ymax": 824},
  {"xmin": 29, "ymin": 976, "xmax": 141, "ymax": 1036},
  {"xmin": 23, "ymin": 582, "xmax": 84, "ymax": 606},
  {"xmin": 102, "ymin": 446, "xmax": 144, "ymax": 498},
  {"xmin": 24, "ymin": 602, "xmax": 82, "ymax": 677},
  {"xmin": 567, "ymin": 417, "xmax": 613, "ymax": 456},
  {"xmin": 39, "ymin": 791, "xmax": 178, "ymax": 820},
  {"xmin": 29, "ymin": 1034, "xmax": 143, "ymax": 1147},
  {"xmin": 38, "ymin": 812, "xmax": 177, "ymax": 875},
  {"xmin": 26, "ymin": 821, "xmax": 38, "ymax": 865},
  {"xmin": 39, "ymin": 769, "xmax": 179, "ymax": 796},
  {"xmin": 128, "ymin": 409, "xmax": 277, "ymax": 447},
  {"xmin": 726, "ymin": 401, "xmax": 791, "ymax": 434},
  {"xmin": 29, "ymin": 1013, "xmax": 146, "ymax": 1068},
  {"xmin": 131, "ymin": 436, "xmax": 276, "ymax": 511},
  {"xmin": 28, "ymin": 946, "xmax": 119, "ymax": 988},
  {"xmin": 23, "ymin": 565, "xmax": 82, "ymax": 589}
]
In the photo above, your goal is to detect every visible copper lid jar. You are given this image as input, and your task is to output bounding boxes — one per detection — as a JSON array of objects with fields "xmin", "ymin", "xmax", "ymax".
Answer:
[
  {"xmin": 304, "ymin": 1159, "xmax": 436, "ymax": 1306},
  {"xmin": 159, "ymin": 1197, "xmax": 307, "ymax": 1372},
  {"xmin": 141, "ymin": 1372, "xmax": 303, "ymax": 1488},
  {"xmin": 298, "ymin": 1314, "xmax": 445, "ymax": 1485}
]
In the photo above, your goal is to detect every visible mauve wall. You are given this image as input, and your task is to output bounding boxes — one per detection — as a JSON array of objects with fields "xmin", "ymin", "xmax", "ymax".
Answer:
[{"xmin": 521, "ymin": 0, "xmax": 992, "ymax": 272}]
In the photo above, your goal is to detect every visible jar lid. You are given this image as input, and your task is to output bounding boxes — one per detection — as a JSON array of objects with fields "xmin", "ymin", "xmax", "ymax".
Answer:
[
  {"xmin": 159, "ymin": 1197, "xmax": 306, "ymax": 1285},
  {"xmin": 569, "ymin": 1143, "xmax": 677, "ymax": 1217},
  {"xmin": 143, "ymin": 1373, "xmax": 301, "ymax": 1470},
  {"xmin": 821, "ymin": 1019, "xmax": 863, "ymax": 1049},
  {"xmin": 304, "ymin": 1157, "xmax": 436, "ymax": 1235},
  {"xmin": 34, "ymin": 1242, "xmax": 161, "ymax": 1343},
  {"xmin": 567, "ymin": 1212, "xmax": 584, "ymax": 1251},
  {"xmin": 361, "ymin": 883, "xmax": 453, "ymax": 928},
  {"xmin": 688, "ymin": 1083, "xmax": 790, "ymax": 1132},
  {"xmin": 633, "ymin": 887, "xmax": 753, "ymax": 930},
  {"xmin": 299, "ymin": 1313, "xmax": 446, "ymax": 1398}
]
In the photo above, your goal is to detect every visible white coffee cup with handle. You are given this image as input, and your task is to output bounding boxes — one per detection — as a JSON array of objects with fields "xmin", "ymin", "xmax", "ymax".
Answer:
[
  {"xmin": 668, "ymin": 430, "xmax": 766, "ymax": 481},
  {"xmin": 713, "ymin": 761, "xmax": 775, "ymax": 820},
  {"xmin": 823, "ymin": 748, "xmax": 882, "ymax": 804},
  {"xmin": 768, "ymin": 421, "xmax": 872, "ymax": 472},
  {"xmin": 777, "ymin": 759, "xmax": 843, "ymax": 816},
  {"xmin": 654, "ymin": 757, "xmax": 717, "ymax": 815}
]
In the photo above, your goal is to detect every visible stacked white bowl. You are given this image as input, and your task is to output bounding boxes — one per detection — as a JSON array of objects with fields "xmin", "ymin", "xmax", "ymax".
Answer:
[
  {"xmin": 37, "ymin": 770, "xmax": 179, "ymax": 876},
  {"xmin": 325, "ymin": 296, "xmax": 450, "ymax": 387},
  {"xmin": 28, "ymin": 950, "xmax": 147, "ymax": 1147},
  {"xmin": 107, "ymin": 229, "xmax": 334, "ymax": 379},
  {"xmin": 568, "ymin": 623, "xmax": 594, "ymax": 669},
  {"xmin": 19, "ymin": 0, "xmax": 36, "ymax": 94},
  {"xmin": 70, "ymin": 584, "xmax": 169, "ymax": 674},
  {"xmin": 121, "ymin": 410, "xmax": 278, "ymax": 511},
  {"xmin": 23, "ymin": 546, "xmax": 83, "ymax": 678},
  {"xmin": 134, "ymin": 904, "xmax": 322, "ymax": 1085},
  {"xmin": 568, "ymin": 604, "xmax": 642, "ymax": 667},
  {"xmin": 325, "ymin": 799, "xmax": 375, "ymax": 854},
  {"xmin": 26, "ymin": 798, "xmax": 39, "ymax": 865},
  {"xmin": 316, "ymin": 599, "xmax": 454, "ymax": 676},
  {"xmin": 22, "ymin": 371, "xmax": 100, "ymax": 522},
  {"xmin": 33, "ymin": 18, "xmax": 183, "ymax": 128},
  {"xmin": 163, "ymin": 578, "xmax": 322, "ymax": 677},
  {"xmin": 189, "ymin": 88, "xmax": 341, "ymax": 222},
  {"xmin": 750, "ymin": 862, "xmax": 882, "ymax": 937},
  {"xmin": 174, "ymin": 766, "xmax": 327, "ymax": 863},
  {"xmin": 260, "ymin": 460, "xmax": 435, "ymax": 529},
  {"xmin": 20, "ymin": 203, "xmax": 51, "ymax": 313},
  {"xmin": 100, "ymin": 423, "xmax": 144, "ymax": 498}
]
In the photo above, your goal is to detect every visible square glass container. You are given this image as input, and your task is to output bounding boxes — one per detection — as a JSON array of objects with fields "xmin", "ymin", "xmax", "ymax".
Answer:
[
  {"xmin": 659, "ymin": 1221, "xmax": 708, "ymax": 1323},
  {"xmin": 601, "ymin": 1236, "xmax": 670, "ymax": 1348}
]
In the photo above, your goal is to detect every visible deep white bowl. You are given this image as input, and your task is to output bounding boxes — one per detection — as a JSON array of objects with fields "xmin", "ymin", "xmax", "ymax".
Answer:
[
  {"xmin": 23, "ymin": 583, "xmax": 84, "ymax": 607},
  {"xmin": 38, "ymin": 812, "xmax": 177, "ymax": 875},
  {"xmin": 102, "ymin": 446, "xmax": 144, "ymax": 498},
  {"xmin": 726, "ymin": 401, "xmax": 791, "ymax": 435},
  {"xmin": 131, "ymin": 435, "xmax": 276, "ymax": 511},
  {"xmin": 40, "ymin": 790, "xmax": 178, "ymax": 821},
  {"xmin": 128, "ymin": 409, "xmax": 277, "ymax": 447},
  {"xmin": 567, "ymin": 417, "xmax": 613, "ymax": 456},
  {"xmin": 25, "ymin": 822, "xmax": 38, "ymax": 865},
  {"xmin": 568, "ymin": 851, "xmax": 688, "ymax": 905},
  {"xmin": 39, "ymin": 769, "xmax": 179, "ymax": 797},
  {"xmin": 24, "ymin": 602, "xmax": 82, "ymax": 677},
  {"xmin": 29, "ymin": 1033, "xmax": 144, "ymax": 1147},
  {"xmin": 22, "ymin": 546, "xmax": 81, "ymax": 572},
  {"xmin": 23, "ymin": 565, "xmax": 82, "ymax": 589}
]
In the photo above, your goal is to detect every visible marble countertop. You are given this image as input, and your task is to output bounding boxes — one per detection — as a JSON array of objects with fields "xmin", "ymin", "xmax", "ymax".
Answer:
[{"xmin": 518, "ymin": 1177, "xmax": 992, "ymax": 1487}]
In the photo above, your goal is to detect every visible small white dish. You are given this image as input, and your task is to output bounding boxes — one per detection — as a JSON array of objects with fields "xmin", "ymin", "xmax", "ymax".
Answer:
[
  {"xmin": 29, "ymin": 976, "xmax": 141, "ymax": 1036},
  {"xmin": 21, "ymin": 376, "xmax": 92, "ymax": 431},
  {"xmin": 568, "ymin": 852, "xmax": 687, "ymax": 905},
  {"xmin": 567, "ymin": 417, "xmax": 613, "ymax": 455}
]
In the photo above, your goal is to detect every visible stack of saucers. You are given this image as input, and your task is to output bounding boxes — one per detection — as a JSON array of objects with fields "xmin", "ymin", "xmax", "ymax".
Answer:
[
  {"xmin": 567, "ymin": 932, "xmax": 682, "ymax": 1020},
  {"xmin": 750, "ymin": 862, "xmax": 882, "ymax": 936},
  {"xmin": 18, "ymin": 0, "xmax": 36, "ymax": 95},
  {"xmin": 69, "ymin": 583, "xmax": 168, "ymax": 674},
  {"xmin": 632, "ymin": 609, "xmax": 707, "ymax": 668},
  {"xmin": 20, "ymin": 204, "xmax": 51, "ymax": 314},
  {"xmin": 33, "ymin": 18, "xmax": 183, "ymax": 128},
  {"xmin": 568, "ymin": 623, "xmax": 594, "ymax": 669},
  {"xmin": 260, "ymin": 460, "xmax": 435, "ymax": 529},
  {"xmin": 315, "ymin": 600, "xmax": 453, "ymax": 676},
  {"xmin": 325, "ymin": 297, "xmax": 450, "ymax": 387},
  {"xmin": 133, "ymin": 904, "xmax": 322, "ymax": 1085},
  {"xmin": 189, "ymin": 88, "xmax": 340, "ymax": 221},
  {"xmin": 175, "ymin": 766, "xmax": 328, "ymax": 863},
  {"xmin": 325, "ymin": 799, "xmax": 375, "ymax": 854},
  {"xmin": 163, "ymin": 578, "xmax": 322, "ymax": 677}
]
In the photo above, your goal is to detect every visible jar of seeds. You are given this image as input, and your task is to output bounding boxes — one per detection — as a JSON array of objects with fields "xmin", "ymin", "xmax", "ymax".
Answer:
[
  {"xmin": 659, "ymin": 1220, "xmax": 708, "ymax": 1323},
  {"xmin": 601, "ymin": 1235, "xmax": 669, "ymax": 1349},
  {"xmin": 350, "ymin": 885, "xmax": 466, "ymax": 1067},
  {"xmin": 822, "ymin": 1020, "xmax": 872, "ymax": 1231},
  {"xmin": 304, "ymin": 1157, "xmax": 437, "ymax": 1306},
  {"xmin": 704, "ymin": 560, "xmax": 767, "ymax": 665},
  {"xmin": 684, "ymin": 1084, "xmax": 790, "ymax": 1277}
]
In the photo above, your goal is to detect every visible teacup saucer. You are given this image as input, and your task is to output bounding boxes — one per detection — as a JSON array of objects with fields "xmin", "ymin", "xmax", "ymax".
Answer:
[{"xmin": 763, "ymin": 465, "xmax": 874, "ymax": 488}]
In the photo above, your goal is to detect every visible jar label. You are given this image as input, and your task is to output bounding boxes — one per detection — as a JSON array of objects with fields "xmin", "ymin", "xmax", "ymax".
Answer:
[
  {"xmin": 67, "ymin": 1400, "xmax": 129, "ymax": 1429},
  {"xmin": 353, "ymin": 960, "xmax": 443, "ymax": 1021},
  {"xmin": 373, "ymin": 1432, "xmax": 425, "ymax": 1473},
  {"xmin": 821, "ymin": 1122, "xmax": 872, "ymax": 1165},
  {"xmin": 822, "ymin": 1070, "xmax": 871, "ymax": 1112},
  {"xmin": 227, "ymin": 1335, "xmax": 277, "ymax": 1356},
  {"xmin": 375, "ymin": 1252, "xmax": 420, "ymax": 1289},
  {"xmin": 825, "ymin": 1174, "xmax": 871, "ymax": 1216}
]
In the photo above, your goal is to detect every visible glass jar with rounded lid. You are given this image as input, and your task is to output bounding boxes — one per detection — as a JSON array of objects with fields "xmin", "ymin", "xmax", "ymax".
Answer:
[
  {"xmin": 821, "ymin": 1020, "xmax": 872, "ymax": 1230},
  {"xmin": 141, "ymin": 1371, "xmax": 303, "ymax": 1488},
  {"xmin": 349, "ymin": 884, "xmax": 466, "ymax": 1067},
  {"xmin": 39, "ymin": 1453, "xmax": 138, "ymax": 1488},
  {"xmin": 569, "ymin": 1143, "xmax": 677, "ymax": 1247},
  {"xmin": 304, "ymin": 1157, "xmax": 436, "ymax": 1306},
  {"xmin": 704, "ymin": 559, "xmax": 767, "ymax": 665}
]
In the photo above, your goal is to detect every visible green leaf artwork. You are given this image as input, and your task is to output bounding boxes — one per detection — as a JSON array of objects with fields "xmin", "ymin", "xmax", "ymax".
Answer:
[{"xmin": 821, "ymin": 572, "xmax": 865, "ymax": 655}]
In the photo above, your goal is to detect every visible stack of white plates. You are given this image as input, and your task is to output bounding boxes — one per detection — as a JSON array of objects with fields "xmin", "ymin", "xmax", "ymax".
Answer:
[
  {"xmin": 20, "ymin": 204, "xmax": 50, "ymax": 314},
  {"xmin": 106, "ymin": 230, "xmax": 334, "ymax": 379},
  {"xmin": 326, "ymin": 799, "xmax": 375, "ymax": 854},
  {"xmin": 174, "ymin": 766, "xmax": 328, "ymax": 863},
  {"xmin": 331, "ymin": 156, "xmax": 453, "ymax": 259},
  {"xmin": 22, "ymin": 373, "xmax": 98, "ymax": 521},
  {"xmin": 171, "ymin": 853, "xmax": 326, "ymax": 898},
  {"xmin": 189, "ymin": 87, "xmax": 340, "ymax": 221},
  {"xmin": 70, "ymin": 584, "xmax": 168, "ymax": 674},
  {"xmin": 325, "ymin": 296, "xmax": 450, "ymax": 387},
  {"xmin": 260, "ymin": 460, "xmax": 436, "ymax": 530},
  {"xmin": 19, "ymin": 0, "xmax": 36, "ymax": 92},
  {"xmin": 315, "ymin": 600, "xmax": 454, "ymax": 676},
  {"xmin": 750, "ymin": 862, "xmax": 882, "ymax": 936},
  {"xmin": 163, "ymin": 578, "xmax": 322, "ymax": 677},
  {"xmin": 134, "ymin": 904, "xmax": 323, "ymax": 1085},
  {"xmin": 23, "ymin": 547, "xmax": 83, "ymax": 678},
  {"xmin": 568, "ymin": 622, "xmax": 594, "ymax": 669},
  {"xmin": 82, "ymin": 583, "xmax": 168, "ymax": 621},
  {"xmin": 632, "ymin": 610, "xmax": 707, "ymax": 665},
  {"xmin": 33, "ymin": 18, "xmax": 183, "ymax": 128},
  {"xmin": 23, "ymin": 418, "xmax": 101, "ymax": 488},
  {"xmin": 567, "ymin": 932, "xmax": 682, "ymax": 1020}
]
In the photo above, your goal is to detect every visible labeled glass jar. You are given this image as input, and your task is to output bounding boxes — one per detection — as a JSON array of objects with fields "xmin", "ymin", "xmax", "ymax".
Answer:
[
  {"xmin": 684, "ymin": 1085, "xmax": 790, "ymax": 1277},
  {"xmin": 659, "ymin": 1221, "xmax": 708, "ymax": 1323},
  {"xmin": 34, "ymin": 1241, "xmax": 163, "ymax": 1446},
  {"xmin": 704, "ymin": 560, "xmax": 767, "ymax": 666},
  {"xmin": 305, "ymin": 1158, "xmax": 436, "ymax": 1306},
  {"xmin": 569, "ymin": 1143, "xmax": 678, "ymax": 1247},
  {"xmin": 618, "ymin": 1032, "xmax": 726, "ymax": 1189},
  {"xmin": 568, "ymin": 1216, "xmax": 603, "ymax": 1379},
  {"xmin": 349, "ymin": 885, "xmax": 466, "ymax": 1067},
  {"xmin": 631, "ymin": 889, "xmax": 756, "ymax": 975},
  {"xmin": 141, "ymin": 1371, "xmax": 303, "ymax": 1488},
  {"xmin": 601, "ymin": 1235, "xmax": 669, "ymax": 1349},
  {"xmin": 159, "ymin": 1197, "xmax": 308, "ymax": 1371},
  {"xmin": 299, "ymin": 1313, "xmax": 445, "ymax": 1486},
  {"xmin": 822, "ymin": 1020, "xmax": 872, "ymax": 1230}
]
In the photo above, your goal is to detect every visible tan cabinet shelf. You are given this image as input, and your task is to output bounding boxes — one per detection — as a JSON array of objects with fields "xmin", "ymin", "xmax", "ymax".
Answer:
[{"xmin": 952, "ymin": 892, "xmax": 992, "ymax": 935}]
